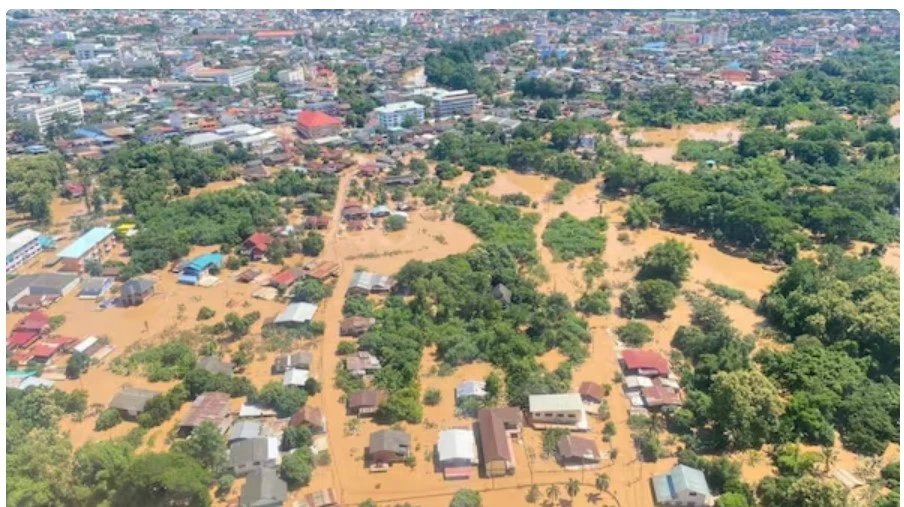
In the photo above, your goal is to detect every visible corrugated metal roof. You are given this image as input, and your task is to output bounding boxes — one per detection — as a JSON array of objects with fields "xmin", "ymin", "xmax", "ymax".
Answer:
[
  {"xmin": 437, "ymin": 429, "xmax": 476, "ymax": 462},
  {"xmin": 528, "ymin": 393, "xmax": 584, "ymax": 413},
  {"xmin": 58, "ymin": 227, "xmax": 114, "ymax": 259},
  {"xmin": 274, "ymin": 302, "xmax": 318, "ymax": 324}
]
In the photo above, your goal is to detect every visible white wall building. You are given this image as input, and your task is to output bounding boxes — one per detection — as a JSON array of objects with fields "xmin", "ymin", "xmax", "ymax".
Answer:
[
  {"xmin": 17, "ymin": 98, "xmax": 85, "ymax": 134},
  {"xmin": 375, "ymin": 101, "xmax": 425, "ymax": 129},
  {"xmin": 435, "ymin": 90, "xmax": 478, "ymax": 118},
  {"xmin": 6, "ymin": 229, "xmax": 42, "ymax": 273}
]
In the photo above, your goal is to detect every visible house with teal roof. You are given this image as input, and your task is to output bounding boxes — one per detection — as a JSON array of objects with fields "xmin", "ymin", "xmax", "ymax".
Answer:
[
  {"xmin": 179, "ymin": 253, "xmax": 225, "ymax": 285},
  {"xmin": 57, "ymin": 227, "xmax": 115, "ymax": 272},
  {"xmin": 651, "ymin": 464, "xmax": 713, "ymax": 506}
]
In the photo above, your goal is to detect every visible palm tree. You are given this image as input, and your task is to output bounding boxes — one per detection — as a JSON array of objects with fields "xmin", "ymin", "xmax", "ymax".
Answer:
[
  {"xmin": 820, "ymin": 446, "xmax": 837, "ymax": 475},
  {"xmin": 595, "ymin": 473, "xmax": 610, "ymax": 493},
  {"xmin": 566, "ymin": 478, "xmax": 580, "ymax": 501},
  {"xmin": 526, "ymin": 484, "xmax": 540, "ymax": 504},
  {"xmin": 546, "ymin": 483, "xmax": 560, "ymax": 503}
]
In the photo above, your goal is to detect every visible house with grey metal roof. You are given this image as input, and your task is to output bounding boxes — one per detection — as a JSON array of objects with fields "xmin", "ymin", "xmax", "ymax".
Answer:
[
  {"xmin": 651, "ymin": 464, "xmax": 714, "ymax": 506},
  {"xmin": 239, "ymin": 467, "xmax": 287, "ymax": 507},
  {"xmin": 230, "ymin": 420, "xmax": 265, "ymax": 443},
  {"xmin": 78, "ymin": 276, "xmax": 113, "ymax": 299},
  {"xmin": 346, "ymin": 271, "xmax": 394, "ymax": 295},
  {"xmin": 197, "ymin": 355, "xmax": 234, "ymax": 376},
  {"xmin": 272, "ymin": 302, "xmax": 318, "ymax": 326},
  {"xmin": 455, "ymin": 380, "xmax": 487, "ymax": 401},
  {"xmin": 271, "ymin": 351, "xmax": 313, "ymax": 374},
  {"xmin": 230, "ymin": 437, "xmax": 280, "ymax": 476},
  {"xmin": 6, "ymin": 272, "xmax": 80, "ymax": 311},
  {"xmin": 109, "ymin": 387, "xmax": 161, "ymax": 419},
  {"xmin": 282, "ymin": 368, "xmax": 310, "ymax": 388},
  {"xmin": 367, "ymin": 430, "xmax": 410, "ymax": 465}
]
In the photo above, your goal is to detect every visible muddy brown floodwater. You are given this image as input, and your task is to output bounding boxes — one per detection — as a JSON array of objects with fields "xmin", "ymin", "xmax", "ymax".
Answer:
[
  {"xmin": 612, "ymin": 121, "xmax": 744, "ymax": 171},
  {"xmin": 26, "ymin": 141, "xmax": 900, "ymax": 505}
]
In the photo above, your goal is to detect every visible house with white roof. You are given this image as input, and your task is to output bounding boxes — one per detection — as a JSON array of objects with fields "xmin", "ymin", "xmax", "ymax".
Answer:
[
  {"xmin": 528, "ymin": 393, "xmax": 589, "ymax": 431},
  {"xmin": 436, "ymin": 428, "xmax": 478, "ymax": 479},
  {"xmin": 273, "ymin": 302, "xmax": 318, "ymax": 326}
]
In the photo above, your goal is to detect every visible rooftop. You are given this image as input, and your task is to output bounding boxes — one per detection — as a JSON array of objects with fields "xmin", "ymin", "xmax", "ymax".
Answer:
[
  {"xmin": 375, "ymin": 101, "xmax": 425, "ymax": 114},
  {"xmin": 57, "ymin": 227, "xmax": 114, "ymax": 259},
  {"xmin": 7, "ymin": 228, "xmax": 41, "ymax": 254},
  {"xmin": 528, "ymin": 393, "xmax": 584, "ymax": 413}
]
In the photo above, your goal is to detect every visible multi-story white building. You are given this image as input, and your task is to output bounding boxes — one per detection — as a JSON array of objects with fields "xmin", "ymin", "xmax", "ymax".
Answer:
[
  {"xmin": 700, "ymin": 24, "xmax": 729, "ymax": 47},
  {"xmin": 434, "ymin": 90, "xmax": 478, "ymax": 118},
  {"xmin": 52, "ymin": 31, "xmax": 75, "ymax": 43},
  {"xmin": 75, "ymin": 42, "xmax": 122, "ymax": 62},
  {"xmin": 190, "ymin": 66, "xmax": 258, "ymax": 88},
  {"xmin": 277, "ymin": 69, "xmax": 305, "ymax": 85},
  {"xmin": 375, "ymin": 101, "xmax": 425, "ymax": 129},
  {"xmin": 169, "ymin": 112, "xmax": 202, "ymax": 132},
  {"xmin": 6, "ymin": 229, "xmax": 42, "ymax": 273},
  {"xmin": 182, "ymin": 132, "xmax": 226, "ymax": 153},
  {"xmin": 17, "ymin": 98, "xmax": 85, "ymax": 134}
]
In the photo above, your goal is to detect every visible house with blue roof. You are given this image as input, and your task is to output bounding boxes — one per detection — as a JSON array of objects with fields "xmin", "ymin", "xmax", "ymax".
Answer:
[
  {"xmin": 179, "ymin": 253, "xmax": 225, "ymax": 285},
  {"xmin": 58, "ymin": 227, "xmax": 115, "ymax": 272},
  {"xmin": 651, "ymin": 464, "xmax": 713, "ymax": 506}
]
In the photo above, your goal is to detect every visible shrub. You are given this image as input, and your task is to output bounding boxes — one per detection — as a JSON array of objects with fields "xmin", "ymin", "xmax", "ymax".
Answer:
[
  {"xmin": 542, "ymin": 213, "xmax": 607, "ymax": 261},
  {"xmin": 615, "ymin": 321, "xmax": 654, "ymax": 346},
  {"xmin": 197, "ymin": 307, "xmax": 216, "ymax": 321},
  {"xmin": 301, "ymin": 233, "xmax": 324, "ymax": 256},
  {"xmin": 384, "ymin": 214, "xmax": 407, "ymax": 232},
  {"xmin": 575, "ymin": 288, "xmax": 611, "ymax": 315},
  {"xmin": 95, "ymin": 408, "xmax": 122, "ymax": 431},
  {"xmin": 66, "ymin": 352, "xmax": 90, "ymax": 379},
  {"xmin": 423, "ymin": 388, "xmax": 442, "ymax": 406},
  {"xmin": 336, "ymin": 341, "xmax": 357, "ymax": 355}
]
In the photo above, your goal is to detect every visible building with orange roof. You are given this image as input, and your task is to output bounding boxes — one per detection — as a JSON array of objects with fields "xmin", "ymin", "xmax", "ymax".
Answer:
[{"xmin": 296, "ymin": 111, "xmax": 342, "ymax": 140}]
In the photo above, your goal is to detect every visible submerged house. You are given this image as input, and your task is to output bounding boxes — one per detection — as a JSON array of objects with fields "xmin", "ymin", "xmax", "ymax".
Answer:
[
  {"xmin": 179, "ymin": 253, "xmax": 225, "ymax": 285},
  {"xmin": 120, "ymin": 278, "xmax": 155, "ymax": 306}
]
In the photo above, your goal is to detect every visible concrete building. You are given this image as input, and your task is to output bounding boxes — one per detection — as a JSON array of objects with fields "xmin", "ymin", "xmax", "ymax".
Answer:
[
  {"xmin": 17, "ymin": 98, "xmax": 84, "ymax": 134},
  {"xmin": 182, "ymin": 132, "xmax": 226, "ymax": 153},
  {"xmin": 277, "ymin": 69, "xmax": 305, "ymax": 85},
  {"xmin": 190, "ymin": 66, "xmax": 258, "ymax": 87},
  {"xmin": 296, "ymin": 110, "xmax": 342, "ymax": 139},
  {"xmin": 528, "ymin": 393, "xmax": 588, "ymax": 430},
  {"xmin": 57, "ymin": 227, "xmax": 115, "ymax": 272},
  {"xmin": 6, "ymin": 229, "xmax": 42, "ymax": 273},
  {"xmin": 375, "ymin": 101, "xmax": 425, "ymax": 128},
  {"xmin": 700, "ymin": 24, "xmax": 729, "ymax": 46},
  {"xmin": 169, "ymin": 112, "xmax": 203, "ymax": 132},
  {"xmin": 75, "ymin": 43, "xmax": 122, "ymax": 62},
  {"xmin": 434, "ymin": 90, "xmax": 478, "ymax": 118}
]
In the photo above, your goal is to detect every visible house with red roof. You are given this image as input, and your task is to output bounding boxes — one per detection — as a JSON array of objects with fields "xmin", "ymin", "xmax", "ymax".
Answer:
[
  {"xmin": 296, "ymin": 111, "xmax": 342, "ymax": 140},
  {"xmin": 15, "ymin": 311, "xmax": 50, "ymax": 333},
  {"xmin": 31, "ymin": 342, "xmax": 62, "ymax": 363},
  {"xmin": 620, "ymin": 349, "xmax": 670, "ymax": 377},
  {"xmin": 241, "ymin": 233, "xmax": 275, "ymax": 261},
  {"xmin": 269, "ymin": 268, "xmax": 304, "ymax": 291}
]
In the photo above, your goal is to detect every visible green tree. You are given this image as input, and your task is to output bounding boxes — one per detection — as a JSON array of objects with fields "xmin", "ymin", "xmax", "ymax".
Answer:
[
  {"xmin": 595, "ymin": 473, "xmax": 610, "ymax": 493},
  {"xmin": 66, "ymin": 351, "xmax": 91, "ymax": 379},
  {"xmin": 450, "ymin": 488, "xmax": 482, "ymax": 507},
  {"xmin": 171, "ymin": 422, "xmax": 229, "ymax": 477},
  {"xmin": 292, "ymin": 279, "xmax": 331, "ymax": 303},
  {"xmin": 423, "ymin": 388, "xmax": 442, "ymax": 406},
  {"xmin": 301, "ymin": 233, "xmax": 324, "ymax": 256},
  {"xmin": 566, "ymin": 478, "xmax": 580, "ymax": 501},
  {"xmin": 281, "ymin": 426, "xmax": 313, "ymax": 451},
  {"xmin": 251, "ymin": 382, "xmax": 308, "ymax": 418},
  {"xmin": 113, "ymin": 452, "xmax": 211, "ymax": 507},
  {"xmin": 536, "ymin": 100, "xmax": 561, "ymax": 119},
  {"xmin": 376, "ymin": 387, "xmax": 423, "ymax": 424},
  {"xmin": 546, "ymin": 483, "xmax": 560, "ymax": 503},
  {"xmin": 636, "ymin": 239, "xmax": 694, "ymax": 286},
  {"xmin": 711, "ymin": 369, "xmax": 784, "ymax": 450},
  {"xmin": 715, "ymin": 492, "xmax": 750, "ymax": 507},
  {"xmin": 279, "ymin": 449, "xmax": 314, "ymax": 489}
]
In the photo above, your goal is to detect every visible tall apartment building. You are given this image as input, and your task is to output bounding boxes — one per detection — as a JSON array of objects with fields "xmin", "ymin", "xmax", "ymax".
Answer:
[
  {"xmin": 6, "ymin": 229, "xmax": 42, "ymax": 273},
  {"xmin": 17, "ymin": 98, "xmax": 85, "ymax": 134},
  {"xmin": 700, "ymin": 24, "xmax": 729, "ymax": 47},
  {"xmin": 375, "ymin": 101, "xmax": 425, "ymax": 128},
  {"xmin": 434, "ymin": 90, "xmax": 477, "ymax": 118}
]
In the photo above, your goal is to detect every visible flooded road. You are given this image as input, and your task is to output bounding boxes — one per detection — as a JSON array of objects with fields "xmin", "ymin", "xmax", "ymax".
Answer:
[{"xmin": 612, "ymin": 121, "xmax": 744, "ymax": 171}]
